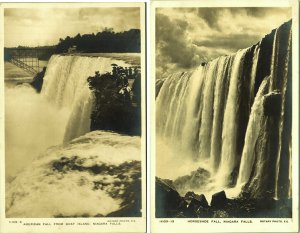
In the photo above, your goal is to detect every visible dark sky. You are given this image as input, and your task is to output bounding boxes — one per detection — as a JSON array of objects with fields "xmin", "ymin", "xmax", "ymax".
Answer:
[
  {"xmin": 156, "ymin": 7, "xmax": 291, "ymax": 76},
  {"xmin": 5, "ymin": 6, "xmax": 140, "ymax": 47}
]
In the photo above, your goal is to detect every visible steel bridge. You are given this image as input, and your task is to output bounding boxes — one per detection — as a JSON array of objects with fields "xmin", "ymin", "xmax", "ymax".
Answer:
[{"xmin": 5, "ymin": 47, "xmax": 55, "ymax": 76}]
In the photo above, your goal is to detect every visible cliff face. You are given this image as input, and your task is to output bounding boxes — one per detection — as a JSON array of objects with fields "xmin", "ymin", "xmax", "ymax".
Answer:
[
  {"xmin": 244, "ymin": 20, "xmax": 292, "ymax": 199},
  {"xmin": 30, "ymin": 67, "xmax": 46, "ymax": 93},
  {"xmin": 88, "ymin": 68, "xmax": 141, "ymax": 136}
]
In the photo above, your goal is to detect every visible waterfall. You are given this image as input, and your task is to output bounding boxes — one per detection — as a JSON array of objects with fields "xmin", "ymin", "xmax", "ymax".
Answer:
[
  {"xmin": 217, "ymin": 49, "xmax": 248, "ymax": 187},
  {"xmin": 198, "ymin": 58, "xmax": 219, "ymax": 160},
  {"xmin": 42, "ymin": 55, "xmax": 130, "ymax": 141},
  {"xmin": 5, "ymin": 54, "xmax": 134, "ymax": 180},
  {"xmin": 249, "ymin": 42, "xmax": 261, "ymax": 104},
  {"xmin": 181, "ymin": 67, "xmax": 206, "ymax": 154},
  {"xmin": 210, "ymin": 56, "xmax": 232, "ymax": 171},
  {"xmin": 156, "ymin": 20, "xmax": 292, "ymax": 199},
  {"xmin": 236, "ymin": 76, "xmax": 269, "ymax": 187}
]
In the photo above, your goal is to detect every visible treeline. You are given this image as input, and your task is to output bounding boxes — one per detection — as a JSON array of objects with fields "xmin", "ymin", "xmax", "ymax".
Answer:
[
  {"xmin": 4, "ymin": 28, "xmax": 140, "ymax": 61},
  {"xmin": 56, "ymin": 28, "xmax": 141, "ymax": 53}
]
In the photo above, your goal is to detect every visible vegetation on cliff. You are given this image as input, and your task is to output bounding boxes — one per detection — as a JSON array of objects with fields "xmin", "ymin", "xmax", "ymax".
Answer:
[{"xmin": 87, "ymin": 65, "xmax": 141, "ymax": 135}]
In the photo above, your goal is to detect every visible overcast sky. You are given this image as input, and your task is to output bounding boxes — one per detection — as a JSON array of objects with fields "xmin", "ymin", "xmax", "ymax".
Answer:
[
  {"xmin": 156, "ymin": 7, "xmax": 291, "ymax": 76},
  {"xmin": 4, "ymin": 7, "xmax": 140, "ymax": 47}
]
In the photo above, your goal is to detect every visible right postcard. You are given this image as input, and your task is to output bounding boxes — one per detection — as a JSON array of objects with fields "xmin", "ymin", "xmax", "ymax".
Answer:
[{"xmin": 151, "ymin": 0, "xmax": 299, "ymax": 232}]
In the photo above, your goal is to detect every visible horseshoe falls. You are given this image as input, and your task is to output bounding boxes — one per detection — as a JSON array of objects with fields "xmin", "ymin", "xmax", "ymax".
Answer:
[{"xmin": 156, "ymin": 20, "xmax": 292, "ymax": 200}]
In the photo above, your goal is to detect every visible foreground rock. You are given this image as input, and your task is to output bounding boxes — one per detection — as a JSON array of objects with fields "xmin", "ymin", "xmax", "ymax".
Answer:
[
  {"xmin": 184, "ymin": 192, "xmax": 208, "ymax": 207},
  {"xmin": 156, "ymin": 177, "xmax": 187, "ymax": 218},
  {"xmin": 155, "ymin": 177, "xmax": 292, "ymax": 218},
  {"xmin": 210, "ymin": 191, "xmax": 227, "ymax": 208},
  {"xmin": 30, "ymin": 67, "xmax": 46, "ymax": 93}
]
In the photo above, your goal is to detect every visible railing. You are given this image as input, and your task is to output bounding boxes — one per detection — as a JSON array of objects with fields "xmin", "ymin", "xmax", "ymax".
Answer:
[
  {"xmin": 9, "ymin": 58, "xmax": 39, "ymax": 76},
  {"xmin": 5, "ymin": 47, "xmax": 55, "ymax": 76}
]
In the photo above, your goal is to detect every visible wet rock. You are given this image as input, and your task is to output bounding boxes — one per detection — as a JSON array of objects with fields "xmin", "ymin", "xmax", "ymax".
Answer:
[
  {"xmin": 30, "ymin": 67, "xmax": 46, "ymax": 93},
  {"xmin": 156, "ymin": 177, "xmax": 187, "ymax": 218},
  {"xmin": 195, "ymin": 206, "xmax": 213, "ymax": 218},
  {"xmin": 213, "ymin": 210, "xmax": 229, "ymax": 218},
  {"xmin": 276, "ymin": 198, "xmax": 292, "ymax": 217},
  {"xmin": 184, "ymin": 191, "xmax": 200, "ymax": 202},
  {"xmin": 198, "ymin": 194, "xmax": 209, "ymax": 208},
  {"xmin": 184, "ymin": 201, "xmax": 198, "ymax": 218},
  {"xmin": 187, "ymin": 199, "xmax": 201, "ymax": 211},
  {"xmin": 254, "ymin": 197, "xmax": 276, "ymax": 210},
  {"xmin": 186, "ymin": 194, "xmax": 209, "ymax": 216},
  {"xmin": 263, "ymin": 91, "xmax": 282, "ymax": 116},
  {"xmin": 210, "ymin": 191, "xmax": 227, "ymax": 208},
  {"xmin": 161, "ymin": 179, "xmax": 176, "ymax": 190},
  {"xmin": 185, "ymin": 193, "xmax": 209, "ymax": 207}
]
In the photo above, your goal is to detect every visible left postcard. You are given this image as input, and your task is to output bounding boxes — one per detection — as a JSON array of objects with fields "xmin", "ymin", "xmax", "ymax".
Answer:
[{"xmin": 0, "ymin": 2, "xmax": 146, "ymax": 233}]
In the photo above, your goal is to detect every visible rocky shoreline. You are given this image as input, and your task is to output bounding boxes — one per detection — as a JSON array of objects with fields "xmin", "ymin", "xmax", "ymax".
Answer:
[{"xmin": 156, "ymin": 177, "xmax": 292, "ymax": 218}]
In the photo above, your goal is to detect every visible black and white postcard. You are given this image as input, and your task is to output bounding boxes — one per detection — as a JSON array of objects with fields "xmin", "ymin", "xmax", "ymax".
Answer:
[
  {"xmin": 152, "ymin": 0, "xmax": 299, "ymax": 232},
  {"xmin": 0, "ymin": 2, "xmax": 146, "ymax": 233}
]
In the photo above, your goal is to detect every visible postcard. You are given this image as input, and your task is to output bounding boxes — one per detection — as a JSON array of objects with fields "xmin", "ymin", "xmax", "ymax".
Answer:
[
  {"xmin": 0, "ymin": 2, "xmax": 146, "ymax": 233},
  {"xmin": 151, "ymin": 0, "xmax": 299, "ymax": 232}
]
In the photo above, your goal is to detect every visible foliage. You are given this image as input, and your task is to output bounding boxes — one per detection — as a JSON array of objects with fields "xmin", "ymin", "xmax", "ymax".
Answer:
[
  {"xmin": 87, "ymin": 65, "xmax": 141, "ymax": 135},
  {"xmin": 4, "ymin": 28, "xmax": 140, "ymax": 60},
  {"xmin": 56, "ymin": 28, "xmax": 140, "ymax": 54}
]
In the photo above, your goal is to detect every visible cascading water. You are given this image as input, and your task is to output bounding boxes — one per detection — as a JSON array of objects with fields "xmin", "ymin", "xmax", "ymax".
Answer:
[
  {"xmin": 42, "ymin": 55, "xmax": 130, "ymax": 141},
  {"xmin": 198, "ymin": 58, "xmax": 219, "ymax": 160},
  {"xmin": 210, "ymin": 56, "xmax": 232, "ymax": 171},
  {"xmin": 5, "ymin": 53, "xmax": 141, "ymax": 217},
  {"xmin": 6, "ymin": 131, "xmax": 141, "ymax": 217},
  {"xmin": 5, "ymin": 54, "xmax": 135, "ymax": 180},
  {"xmin": 217, "ymin": 49, "xmax": 248, "ymax": 187},
  {"xmin": 156, "ymin": 20, "xmax": 292, "ymax": 200},
  {"xmin": 236, "ymin": 76, "xmax": 270, "ymax": 187}
]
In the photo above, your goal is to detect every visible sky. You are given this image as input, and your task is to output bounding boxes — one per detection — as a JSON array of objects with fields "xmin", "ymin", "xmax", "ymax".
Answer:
[
  {"xmin": 4, "ymin": 7, "xmax": 140, "ymax": 47},
  {"xmin": 156, "ymin": 7, "xmax": 291, "ymax": 76}
]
